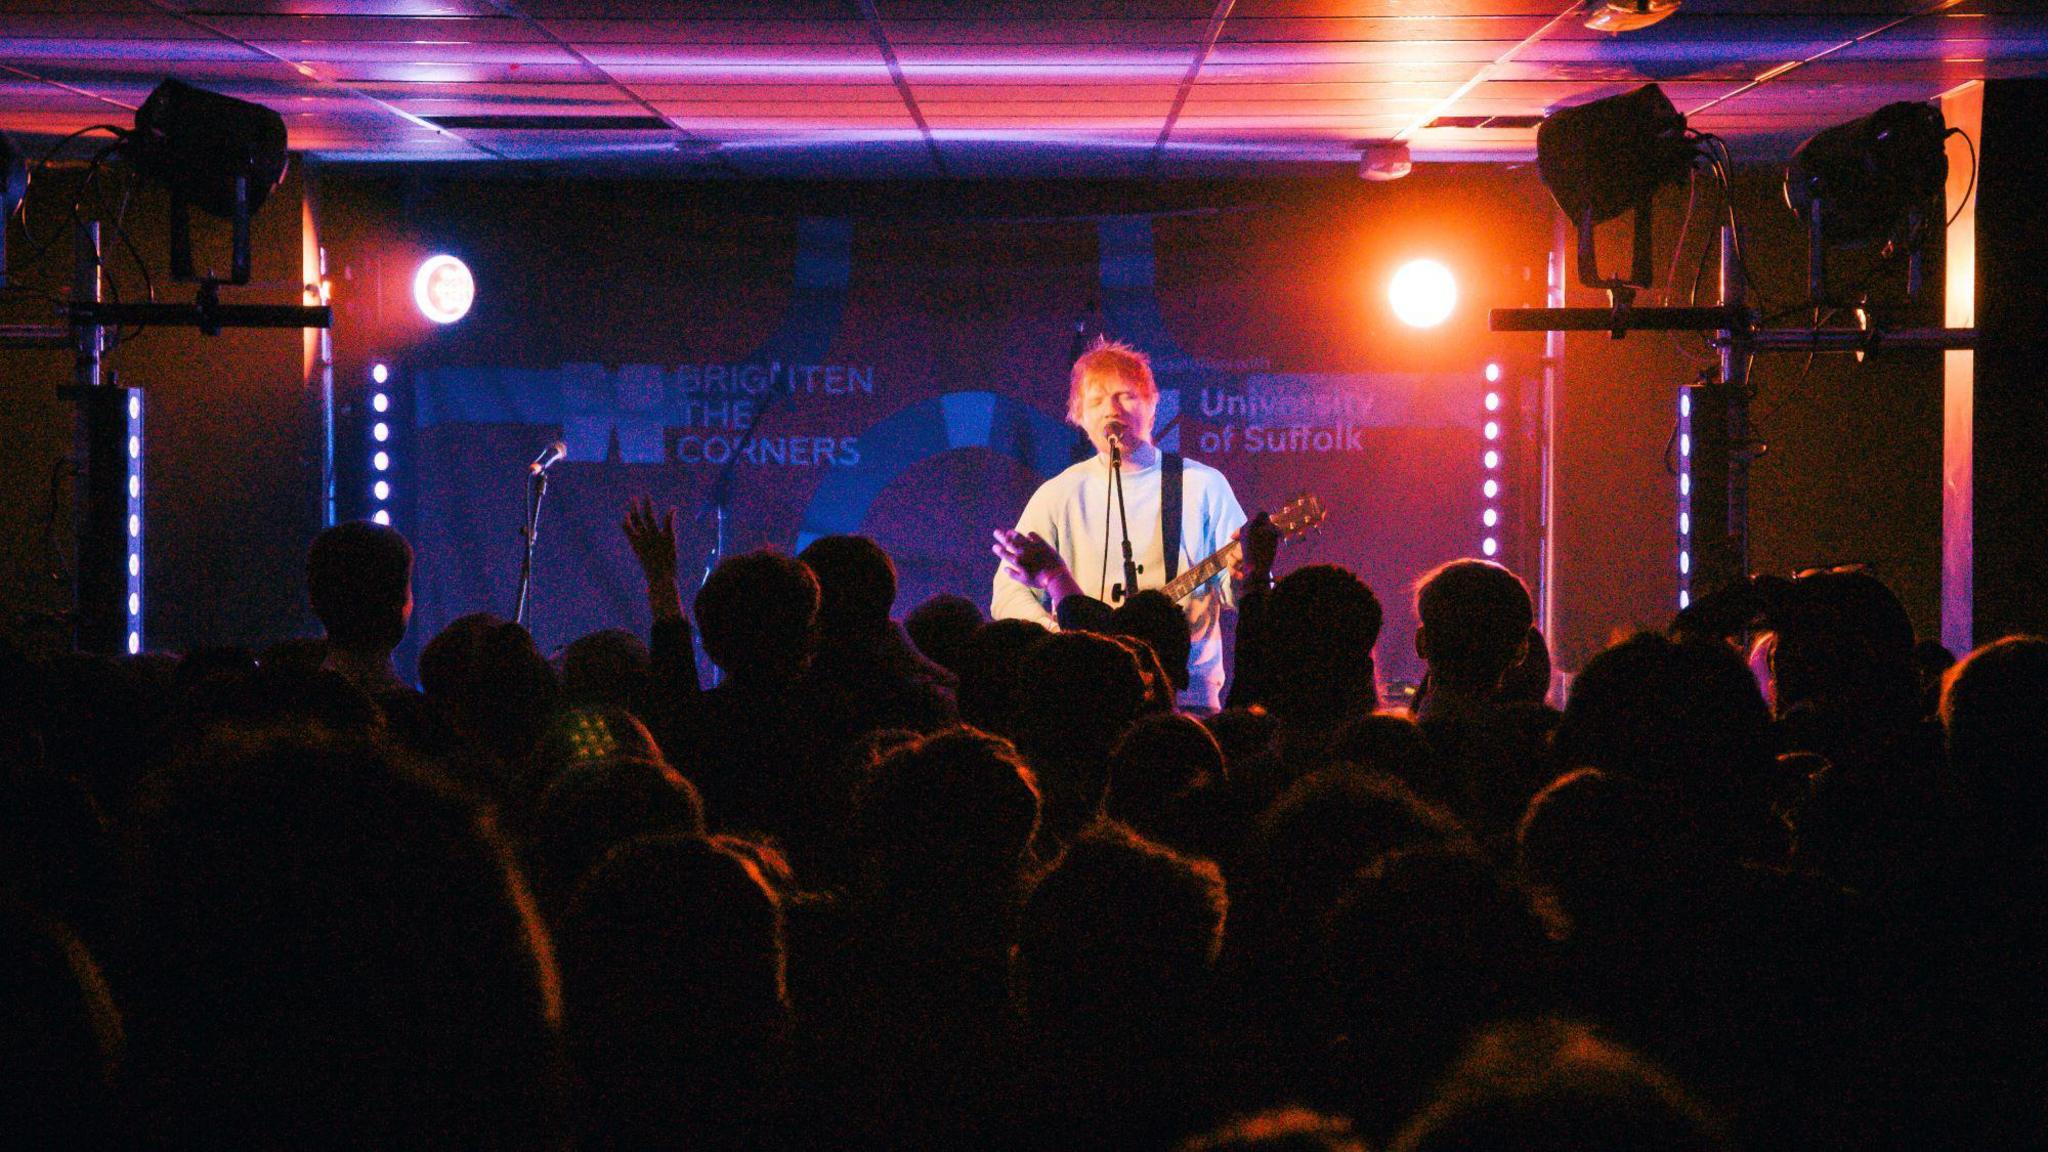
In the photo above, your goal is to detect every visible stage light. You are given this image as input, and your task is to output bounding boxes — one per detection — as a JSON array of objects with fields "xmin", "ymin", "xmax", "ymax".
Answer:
[
  {"xmin": 1485, "ymin": 392, "xmax": 1501, "ymax": 411},
  {"xmin": 129, "ymin": 515, "xmax": 139, "ymax": 538},
  {"xmin": 1680, "ymin": 473, "xmax": 1690, "ymax": 496},
  {"xmin": 371, "ymin": 363, "xmax": 389, "ymax": 385},
  {"xmin": 1680, "ymin": 550, "xmax": 1690, "ymax": 575},
  {"xmin": 1485, "ymin": 363, "xmax": 1502, "ymax": 383},
  {"xmin": 374, "ymin": 480, "xmax": 390, "ymax": 502},
  {"xmin": 1680, "ymin": 512, "xmax": 1690, "ymax": 534},
  {"xmin": 1484, "ymin": 421, "xmax": 1500, "ymax": 441},
  {"xmin": 1484, "ymin": 509, "xmax": 1499, "ymax": 527},
  {"xmin": 1360, "ymin": 140, "xmax": 1412, "ymax": 182},
  {"xmin": 1536, "ymin": 84, "xmax": 1695, "ymax": 292},
  {"xmin": 414, "ymin": 254, "xmax": 475, "ymax": 324},
  {"xmin": 128, "ymin": 436, "xmax": 140, "ymax": 459},
  {"xmin": 1679, "ymin": 589, "xmax": 1690, "ymax": 609},
  {"xmin": 373, "ymin": 422, "xmax": 390, "ymax": 442},
  {"xmin": 1785, "ymin": 102, "xmax": 1947, "ymax": 250},
  {"xmin": 1680, "ymin": 392, "xmax": 1690, "ymax": 418},
  {"xmin": 1680, "ymin": 433, "xmax": 1690, "ymax": 457},
  {"xmin": 1389, "ymin": 259, "xmax": 1457, "ymax": 328},
  {"xmin": 373, "ymin": 393, "xmax": 390, "ymax": 413},
  {"xmin": 129, "ymin": 593, "xmax": 139, "ymax": 616},
  {"xmin": 374, "ymin": 451, "xmax": 389, "ymax": 472},
  {"xmin": 373, "ymin": 510, "xmax": 391, "ymax": 526},
  {"xmin": 128, "ymin": 632, "xmax": 139, "ymax": 655},
  {"xmin": 129, "ymin": 555, "xmax": 139, "ymax": 577},
  {"xmin": 1485, "ymin": 450, "xmax": 1500, "ymax": 469},
  {"xmin": 1483, "ymin": 479, "xmax": 1499, "ymax": 499},
  {"xmin": 1483, "ymin": 537, "xmax": 1499, "ymax": 557},
  {"xmin": 125, "ymin": 79, "xmax": 290, "ymax": 284}
]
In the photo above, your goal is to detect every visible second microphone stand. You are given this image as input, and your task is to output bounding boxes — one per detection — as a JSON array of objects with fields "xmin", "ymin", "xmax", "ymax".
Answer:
[{"xmin": 514, "ymin": 463, "xmax": 550, "ymax": 627}]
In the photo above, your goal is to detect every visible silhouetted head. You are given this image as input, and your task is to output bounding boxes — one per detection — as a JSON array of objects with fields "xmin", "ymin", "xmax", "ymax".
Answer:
[
  {"xmin": 527, "ymin": 756, "xmax": 707, "ymax": 922},
  {"xmin": 905, "ymin": 593, "xmax": 985, "ymax": 676},
  {"xmin": 419, "ymin": 614, "xmax": 559, "ymax": 766},
  {"xmin": 1178, "ymin": 1110, "xmax": 1368, "ymax": 1152},
  {"xmin": 306, "ymin": 521, "xmax": 413, "ymax": 653},
  {"xmin": 1391, "ymin": 1018, "xmax": 1726, "ymax": 1152},
  {"xmin": 1762, "ymin": 568, "xmax": 1917, "ymax": 719},
  {"xmin": 1111, "ymin": 589, "xmax": 1192, "ymax": 692},
  {"xmin": 557, "ymin": 628, "xmax": 650, "ymax": 713},
  {"xmin": 1262, "ymin": 565, "xmax": 1383, "ymax": 724},
  {"xmin": 857, "ymin": 727, "xmax": 1041, "ymax": 897},
  {"xmin": 1940, "ymin": 635, "xmax": 2048, "ymax": 846},
  {"xmin": 1106, "ymin": 711, "xmax": 1225, "ymax": 842},
  {"xmin": 126, "ymin": 730, "xmax": 563, "ymax": 1149},
  {"xmin": 1555, "ymin": 631, "xmax": 1774, "ymax": 792},
  {"xmin": 1014, "ymin": 632, "xmax": 1150, "ymax": 843},
  {"xmin": 799, "ymin": 534, "xmax": 898, "ymax": 639},
  {"xmin": 1414, "ymin": 559, "xmax": 1534, "ymax": 696},
  {"xmin": 956, "ymin": 617, "xmax": 1053, "ymax": 736},
  {"xmin": 1019, "ymin": 820, "xmax": 1225, "ymax": 1033},
  {"xmin": 694, "ymin": 549, "xmax": 819, "ymax": 683}
]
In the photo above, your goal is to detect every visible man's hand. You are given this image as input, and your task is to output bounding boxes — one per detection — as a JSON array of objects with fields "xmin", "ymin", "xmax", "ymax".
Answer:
[
  {"xmin": 1233, "ymin": 511, "xmax": 1279, "ymax": 587},
  {"xmin": 992, "ymin": 528, "xmax": 1084, "ymax": 604},
  {"xmin": 623, "ymin": 495, "xmax": 684, "ymax": 622}
]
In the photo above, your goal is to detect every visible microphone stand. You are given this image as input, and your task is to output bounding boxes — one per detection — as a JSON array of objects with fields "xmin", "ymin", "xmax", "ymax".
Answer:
[
  {"xmin": 514, "ymin": 463, "xmax": 550, "ymax": 627},
  {"xmin": 1108, "ymin": 435, "xmax": 1140, "ymax": 602}
]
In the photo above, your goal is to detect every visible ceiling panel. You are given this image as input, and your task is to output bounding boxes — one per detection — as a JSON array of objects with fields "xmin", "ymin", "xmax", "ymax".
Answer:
[{"xmin": 0, "ymin": 1, "xmax": 2038, "ymax": 176}]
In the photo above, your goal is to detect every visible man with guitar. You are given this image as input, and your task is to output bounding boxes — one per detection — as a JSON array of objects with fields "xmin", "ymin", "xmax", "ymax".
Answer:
[{"xmin": 990, "ymin": 339, "xmax": 1263, "ymax": 712}]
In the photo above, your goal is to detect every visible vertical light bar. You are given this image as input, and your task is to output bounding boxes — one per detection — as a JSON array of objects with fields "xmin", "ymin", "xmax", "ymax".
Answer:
[
  {"xmin": 1678, "ymin": 387, "xmax": 1694, "ymax": 609},
  {"xmin": 1481, "ymin": 365, "xmax": 1502, "ymax": 558},
  {"xmin": 126, "ymin": 388, "xmax": 143, "ymax": 654},
  {"xmin": 370, "ymin": 363, "xmax": 393, "ymax": 526}
]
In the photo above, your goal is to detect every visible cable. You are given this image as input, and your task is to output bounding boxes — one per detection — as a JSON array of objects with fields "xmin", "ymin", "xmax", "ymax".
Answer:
[{"xmin": 1945, "ymin": 127, "xmax": 1977, "ymax": 228}]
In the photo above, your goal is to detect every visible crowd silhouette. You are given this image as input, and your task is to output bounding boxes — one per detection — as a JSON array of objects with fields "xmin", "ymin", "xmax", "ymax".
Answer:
[{"xmin": 3, "ymin": 504, "xmax": 2045, "ymax": 1151}]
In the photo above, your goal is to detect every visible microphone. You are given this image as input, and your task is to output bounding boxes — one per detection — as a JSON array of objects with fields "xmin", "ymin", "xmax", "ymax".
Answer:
[{"xmin": 529, "ymin": 441, "xmax": 566, "ymax": 475}]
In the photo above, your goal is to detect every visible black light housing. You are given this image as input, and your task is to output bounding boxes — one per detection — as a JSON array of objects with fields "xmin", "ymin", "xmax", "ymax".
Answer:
[
  {"xmin": 124, "ymin": 78, "xmax": 289, "ymax": 284},
  {"xmin": 1536, "ymin": 84, "xmax": 1697, "ymax": 296},
  {"xmin": 1784, "ymin": 101, "xmax": 1947, "ymax": 249}
]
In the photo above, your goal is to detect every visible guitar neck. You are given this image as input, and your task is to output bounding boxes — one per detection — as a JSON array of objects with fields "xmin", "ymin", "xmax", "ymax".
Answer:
[{"xmin": 1162, "ymin": 539, "xmax": 1243, "ymax": 604}]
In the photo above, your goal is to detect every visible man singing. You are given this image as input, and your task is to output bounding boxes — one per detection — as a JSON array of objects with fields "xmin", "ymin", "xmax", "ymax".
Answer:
[{"xmin": 991, "ymin": 338, "xmax": 1246, "ymax": 711}]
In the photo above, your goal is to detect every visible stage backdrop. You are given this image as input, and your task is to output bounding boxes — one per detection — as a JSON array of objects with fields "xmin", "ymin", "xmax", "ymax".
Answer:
[{"xmin": 322, "ymin": 176, "xmax": 1554, "ymax": 688}]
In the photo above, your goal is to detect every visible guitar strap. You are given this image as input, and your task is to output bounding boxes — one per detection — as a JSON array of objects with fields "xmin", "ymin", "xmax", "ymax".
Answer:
[{"xmin": 1162, "ymin": 451, "xmax": 1183, "ymax": 582}]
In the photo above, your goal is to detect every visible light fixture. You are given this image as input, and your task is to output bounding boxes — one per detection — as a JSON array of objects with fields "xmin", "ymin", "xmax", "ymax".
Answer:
[
  {"xmin": 1784, "ymin": 101, "xmax": 1948, "ymax": 303},
  {"xmin": 1389, "ymin": 259, "xmax": 1457, "ymax": 328},
  {"xmin": 414, "ymin": 254, "xmax": 474, "ymax": 324},
  {"xmin": 1536, "ymin": 85, "xmax": 1696, "ymax": 296},
  {"xmin": 124, "ymin": 79, "xmax": 289, "ymax": 284},
  {"xmin": 1359, "ymin": 140, "xmax": 1412, "ymax": 182},
  {"xmin": 1584, "ymin": 0, "xmax": 1680, "ymax": 34}
]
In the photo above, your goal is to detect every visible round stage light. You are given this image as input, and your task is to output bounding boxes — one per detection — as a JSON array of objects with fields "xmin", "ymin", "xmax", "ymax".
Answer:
[
  {"xmin": 129, "ymin": 593, "xmax": 140, "ymax": 616},
  {"xmin": 372, "ymin": 392, "xmax": 389, "ymax": 413},
  {"xmin": 1484, "ymin": 421, "xmax": 1500, "ymax": 441},
  {"xmin": 1483, "ymin": 478, "xmax": 1499, "ymax": 499},
  {"xmin": 128, "ymin": 632, "xmax": 139, "ymax": 655},
  {"xmin": 413, "ymin": 254, "xmax": 475, "ymax": 325},
  {"xmin": 373, "ymin": 510, "xmax": 391, "ymax": 526},
  {"xmin": 1483, "ymin": 508, "xmax": 1498, "ymax": 527},
  {"xmin": 1485, "ymin": 363, "xmax": 1502, "ymax": 383},
  {"xmin": 372, "ymin": 363, "xmax": 389, "ymax": 385},
  {"xmin": 1485, "ymin": 392, "xmax": 1501, "ymax": 411},
  {"xmin": 374, "ymin": 451, "xmax": 390, "ymax": 472},
  {"xmin": 1389, "ymin": 259, "xmax": 1457, "ymax": 328},
  {"xmin": 373, "ymin": 480, "xmax": 390, "ymax": 502},
  {"xmin": 1482, "ymin": 537, "xmax": 1498, "ymax": 557},
  {"xmin": 1484, "ymin": 450, "xmax": 1500, "ymax": 470},
  {"xmin": 373, "ymin": 422, "xmax": 390, "ymax": 442}
]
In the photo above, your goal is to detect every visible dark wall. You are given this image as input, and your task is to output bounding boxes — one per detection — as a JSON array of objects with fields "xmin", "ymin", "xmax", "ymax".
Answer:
[{"xmin": 0, "ymin": 161, "xmax": 317, "ymax": 653}]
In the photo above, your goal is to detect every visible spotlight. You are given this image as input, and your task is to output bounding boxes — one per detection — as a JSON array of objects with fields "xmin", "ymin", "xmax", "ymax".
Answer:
[
  {"xmin": 371, "ymin": 363, "xmax": 389, "ymax": 385},
  {"xmin": 1536, "ymin": 84, "xmax": 1696, "ymax": 296},
  {"xmin": 414, "ymin": 254, "xmax": 475, "ymax": 324},
  {"xmin": 125, "ymin": 79, "xmax": 289, "ymax": 285},
  {"xmin": 1785, "ymin": 102, "xmax": 1947, "ymax": 250},
  {"xmin": 1389, "ymin": 259, "xmax": 1457, "ymax": 328},
  {"xmin": 1785, "ymin": 101, "xmax": 1947, "ymax": 303}
]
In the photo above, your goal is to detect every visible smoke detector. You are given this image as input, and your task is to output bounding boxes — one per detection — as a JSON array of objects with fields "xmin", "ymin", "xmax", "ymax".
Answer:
[{"xmin": 1584, "ymin": 0, "xmax": 1680, "ymax": 33}]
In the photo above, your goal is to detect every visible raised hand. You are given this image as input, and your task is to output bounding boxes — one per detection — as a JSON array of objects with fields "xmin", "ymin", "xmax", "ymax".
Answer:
[
  {"xmin": 622, "ymin": 495, "xmax": 684, "ymax": 621},
  {"xmin": 992, "ymin": 528, "xmax": 1084, "ymax": 604}
]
